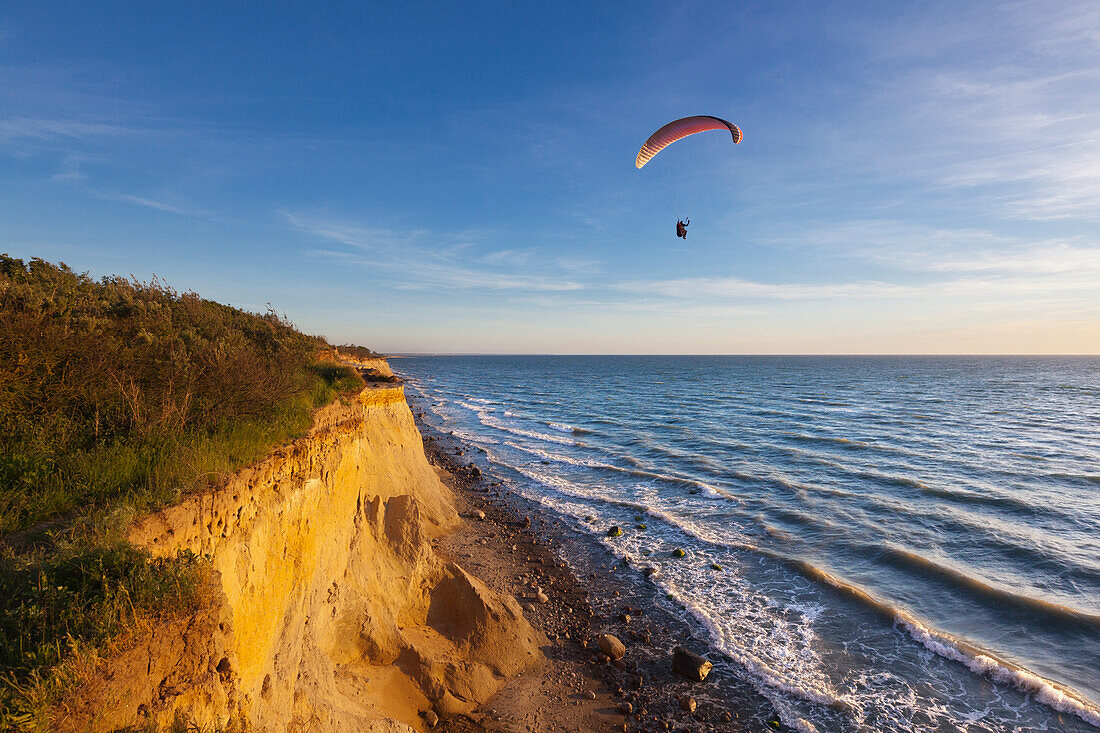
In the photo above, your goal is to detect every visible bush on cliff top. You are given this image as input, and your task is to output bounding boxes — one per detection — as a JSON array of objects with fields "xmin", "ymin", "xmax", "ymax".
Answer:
[
  {"xmin": 0, "ymin": 254, "xmax": 367, "ymax": 534},
  {"xmin": 335, "ymin": 343, "xmax": 381, "ymax": 359},
  {"xmin": 0, "ymin": 254, "xmax": 371, "ymax": 727}
]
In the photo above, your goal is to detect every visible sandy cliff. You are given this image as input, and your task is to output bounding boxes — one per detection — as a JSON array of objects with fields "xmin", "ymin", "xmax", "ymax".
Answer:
[
  {"xmin": 60, "ymin": 376, "xmax": 541, "ymax": 732},
  {"xmin": 327, "ymin": 349, "xmax": 396, "ymax": 378}
]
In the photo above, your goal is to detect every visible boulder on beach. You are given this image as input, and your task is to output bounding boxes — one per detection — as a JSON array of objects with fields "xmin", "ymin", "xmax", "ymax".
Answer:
[
  {"xmin": 607, "ymin": 526, "xmax": 623, "ymax": 537},
  {"xmin": 598, "ymin": 633, "xmax": 626, "ymax": 660},
  {"xmin": 672, "ymin": 548, "xmax": 686, "ymax": 557},
  {"xmin": 672, "ymin": 646, "xmax": 712, "ymax": 682}
]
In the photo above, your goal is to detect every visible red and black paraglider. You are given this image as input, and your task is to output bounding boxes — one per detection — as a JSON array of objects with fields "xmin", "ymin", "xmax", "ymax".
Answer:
[{"xmin": 634, "ymin": 115, "xmax": 743, "ymax": 238}]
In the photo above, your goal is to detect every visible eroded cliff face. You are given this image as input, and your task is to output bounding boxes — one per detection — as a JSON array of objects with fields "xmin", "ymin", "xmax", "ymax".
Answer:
[{"xmin": 62, "ymin": 380, "xmax": 541, "ymax": 732}]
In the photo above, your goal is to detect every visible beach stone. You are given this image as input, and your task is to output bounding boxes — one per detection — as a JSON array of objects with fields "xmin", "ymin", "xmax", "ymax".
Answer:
[
  {"xmin": 607, "ymin": 525, "xmax": 623, "ymax": 537},
  {"xmin": 679, "ymin": 695, "xmax": 697, "ymax": 713},
  {"xmin": 672, "ymin": 646, "xmax": 712, "ymax": 682},
  {"xmin": 585, "ymin": 690, "xmax": 597, "ymax": 700},
  {"xmin": 536, "ymin": 591, "xmax": 549, "ymax": 604},
  {"xmin": 643, "ymin": 566, "xmax": 659, "ymax": 578},
  {"xmin": 474, "ymin": 510, "xmax": 486, "ymax": 520},
  {"xmin": 672, "ymin": 548, "xmax": 686, "ymax": 557},
  {"xmin": 425, "ymin": 710, "xmax": 439, "ymax": 727},
  {"xmin": 618, "ymin": 702, "xmax": 634, "ymax": 715},
  {"xmin": 598, "ymin": 633, "xmax": 626, "ymax": 660}
]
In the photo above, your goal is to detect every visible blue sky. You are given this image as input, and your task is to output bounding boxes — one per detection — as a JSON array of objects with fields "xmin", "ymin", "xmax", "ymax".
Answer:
[{"xmin": 2, "ymin": 1, "xmax": 1098, "ymax": 353}]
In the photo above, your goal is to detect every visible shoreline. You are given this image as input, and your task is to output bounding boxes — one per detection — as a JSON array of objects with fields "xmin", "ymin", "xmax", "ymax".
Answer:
[{"xmin": 410, "ymin": 397, "xmax": 762, "ymax": 732}]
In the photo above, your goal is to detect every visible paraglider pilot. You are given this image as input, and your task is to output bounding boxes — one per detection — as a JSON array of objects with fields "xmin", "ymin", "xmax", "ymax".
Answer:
[{"xmin": 676, "ymin": 218, "xmax": 690, "ymax": 239}]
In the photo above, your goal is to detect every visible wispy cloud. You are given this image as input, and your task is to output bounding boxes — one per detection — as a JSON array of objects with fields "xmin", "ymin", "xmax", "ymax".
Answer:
[
  {"xmin": 823, "ymin": 1, "xmax": 1100, "ymax": 221},
  {"xmin": 103, "ymin": 193, "xmax": 194, "ymax": 215},
  {"xmin": 617, "ymin": 270, "xmax": 1099, "ymax": 305},
  {"xmin": 0, "ymin": 116, "xmax": 136, "ymax": 144},
  {"xmin": 616, "ymin": 277, "xmax": 918, "ymax": 301},
  {"xmin": 284, "ymin": 212, "xmax": 584, "ymax": 292}
]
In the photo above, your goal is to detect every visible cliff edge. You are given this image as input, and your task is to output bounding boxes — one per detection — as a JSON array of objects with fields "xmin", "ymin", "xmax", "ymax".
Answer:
[{"xmin": 57, "ymin": 372, "xmax": 542, "ymax": 732}]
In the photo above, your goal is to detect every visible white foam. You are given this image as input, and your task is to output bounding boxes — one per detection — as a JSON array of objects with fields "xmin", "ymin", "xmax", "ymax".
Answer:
[
  {"xmin": 504, "ymin": 441, "xmax": 619, "ymax": 470},
  {"xmin": 478, "ymin": 414, "xmax": 577, "ymax": 445},
  {"xmin": 897, "ymin": 614, "xmax": 1100, "ymax": 728},
  {"xmin": 456, "ymin": 399, "xmax": 495, "ymax": 413},
  {"xmin": 449, "ymin": 429, "xmax": 499, "ymax": 445},
  {"xmin": 664, "ymin": 579, "xmax": 853, "ymax": 714},
  {"xmin": 505, "ymin": 441, "xmax": 731, "ymax": 500},
  {"xmin": 548, "ymin": 421, "xmax": 578, "ymax": 433}
]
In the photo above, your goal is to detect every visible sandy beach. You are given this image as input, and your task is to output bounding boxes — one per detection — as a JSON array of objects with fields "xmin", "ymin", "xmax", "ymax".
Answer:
[{"xmin": 414, "ymin": 407, "xmax": 753, "ymax": 732}]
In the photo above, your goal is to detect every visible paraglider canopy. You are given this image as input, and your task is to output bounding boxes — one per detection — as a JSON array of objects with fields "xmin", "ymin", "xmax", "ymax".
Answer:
[{"xmin": 635, "ymin": 115, "xmax": 742, "ymax": 169}]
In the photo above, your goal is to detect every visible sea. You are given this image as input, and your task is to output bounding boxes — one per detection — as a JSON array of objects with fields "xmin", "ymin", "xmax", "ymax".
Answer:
[{"xmin": 395, "ymin": 356, "xmax": 1100, "ymax": 732}]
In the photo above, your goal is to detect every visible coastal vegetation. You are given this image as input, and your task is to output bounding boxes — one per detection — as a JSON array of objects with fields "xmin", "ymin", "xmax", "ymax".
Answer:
[{"xmin": 0, "ymin": 255, "xmax": 367, "ymax": 728}]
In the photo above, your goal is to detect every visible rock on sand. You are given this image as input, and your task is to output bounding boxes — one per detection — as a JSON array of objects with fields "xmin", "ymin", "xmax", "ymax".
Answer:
[
  {"xmin": 672, "ymin": 646, "xmax": 712, "ymax": 682},
  {"xmin": 598, "ymin": 633, "xmax": 626, "ymax": 661}
]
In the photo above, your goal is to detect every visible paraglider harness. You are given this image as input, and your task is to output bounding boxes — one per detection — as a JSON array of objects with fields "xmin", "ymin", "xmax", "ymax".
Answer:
[{"xmin": 676, "ymin": 218, "xmax": 690, "ymax": 239}]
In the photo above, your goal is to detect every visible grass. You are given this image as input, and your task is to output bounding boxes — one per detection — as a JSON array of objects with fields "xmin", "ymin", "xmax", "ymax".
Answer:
[{"xmin": 0, "ymin": 255, "xmax": 371, "ymax": 728}]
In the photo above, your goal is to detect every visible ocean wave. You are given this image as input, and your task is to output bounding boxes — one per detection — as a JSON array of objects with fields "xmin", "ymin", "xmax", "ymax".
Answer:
[
  {"xmin": 681, "ymin": 599, "xmax": 850, "ymax": 711},
  {"xmin": 491, "ymin": 457, "xmax": 751, "ymax": 550},
  {"xmin": 460, "ymin": 396, "xmax": 501, "ymax": 405},
  {"xmin": 477, "ymin": 414, "xmax": 577, "ymax": 446},
  {"xmin": 788, "ymin": 560, "xmax": 1100, "ymax": 728},
  {"xmin": 898, "ymin": 617, "xmax": 1100, "ymax": 728},
  {"xmin": 787, "ymin": 433, "xmax": 878, "ymax": 451},
  {"xmin": 879, "ymin": 547, "xmax": 1100, "ymax": 631},
  {"xmin": 503, "ymin": 441, "xmax": 617, "ymax": 470},
  {"xmin": 503, "ymin": 441, "xmax": 729, "ymax": 500},
  {"xmin": 456, "ymin": 399, "xmax": 496, "ymax": 413},
  {"xmin": 547, "ymin": 421, "xmax": 591, "ymax": 434},
  {"xmin": 1050, "ymin": 472, "xmax": 1100, "ymax": 485},
  {"xmin": 448, "ymin": 429, "xmax": 499, "ymax": 445}
]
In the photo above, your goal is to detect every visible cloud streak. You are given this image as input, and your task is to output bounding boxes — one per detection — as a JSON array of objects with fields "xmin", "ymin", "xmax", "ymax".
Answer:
[{"xmin": 285, "ymin": 212, "xmax": 584, "ymax": 292}]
